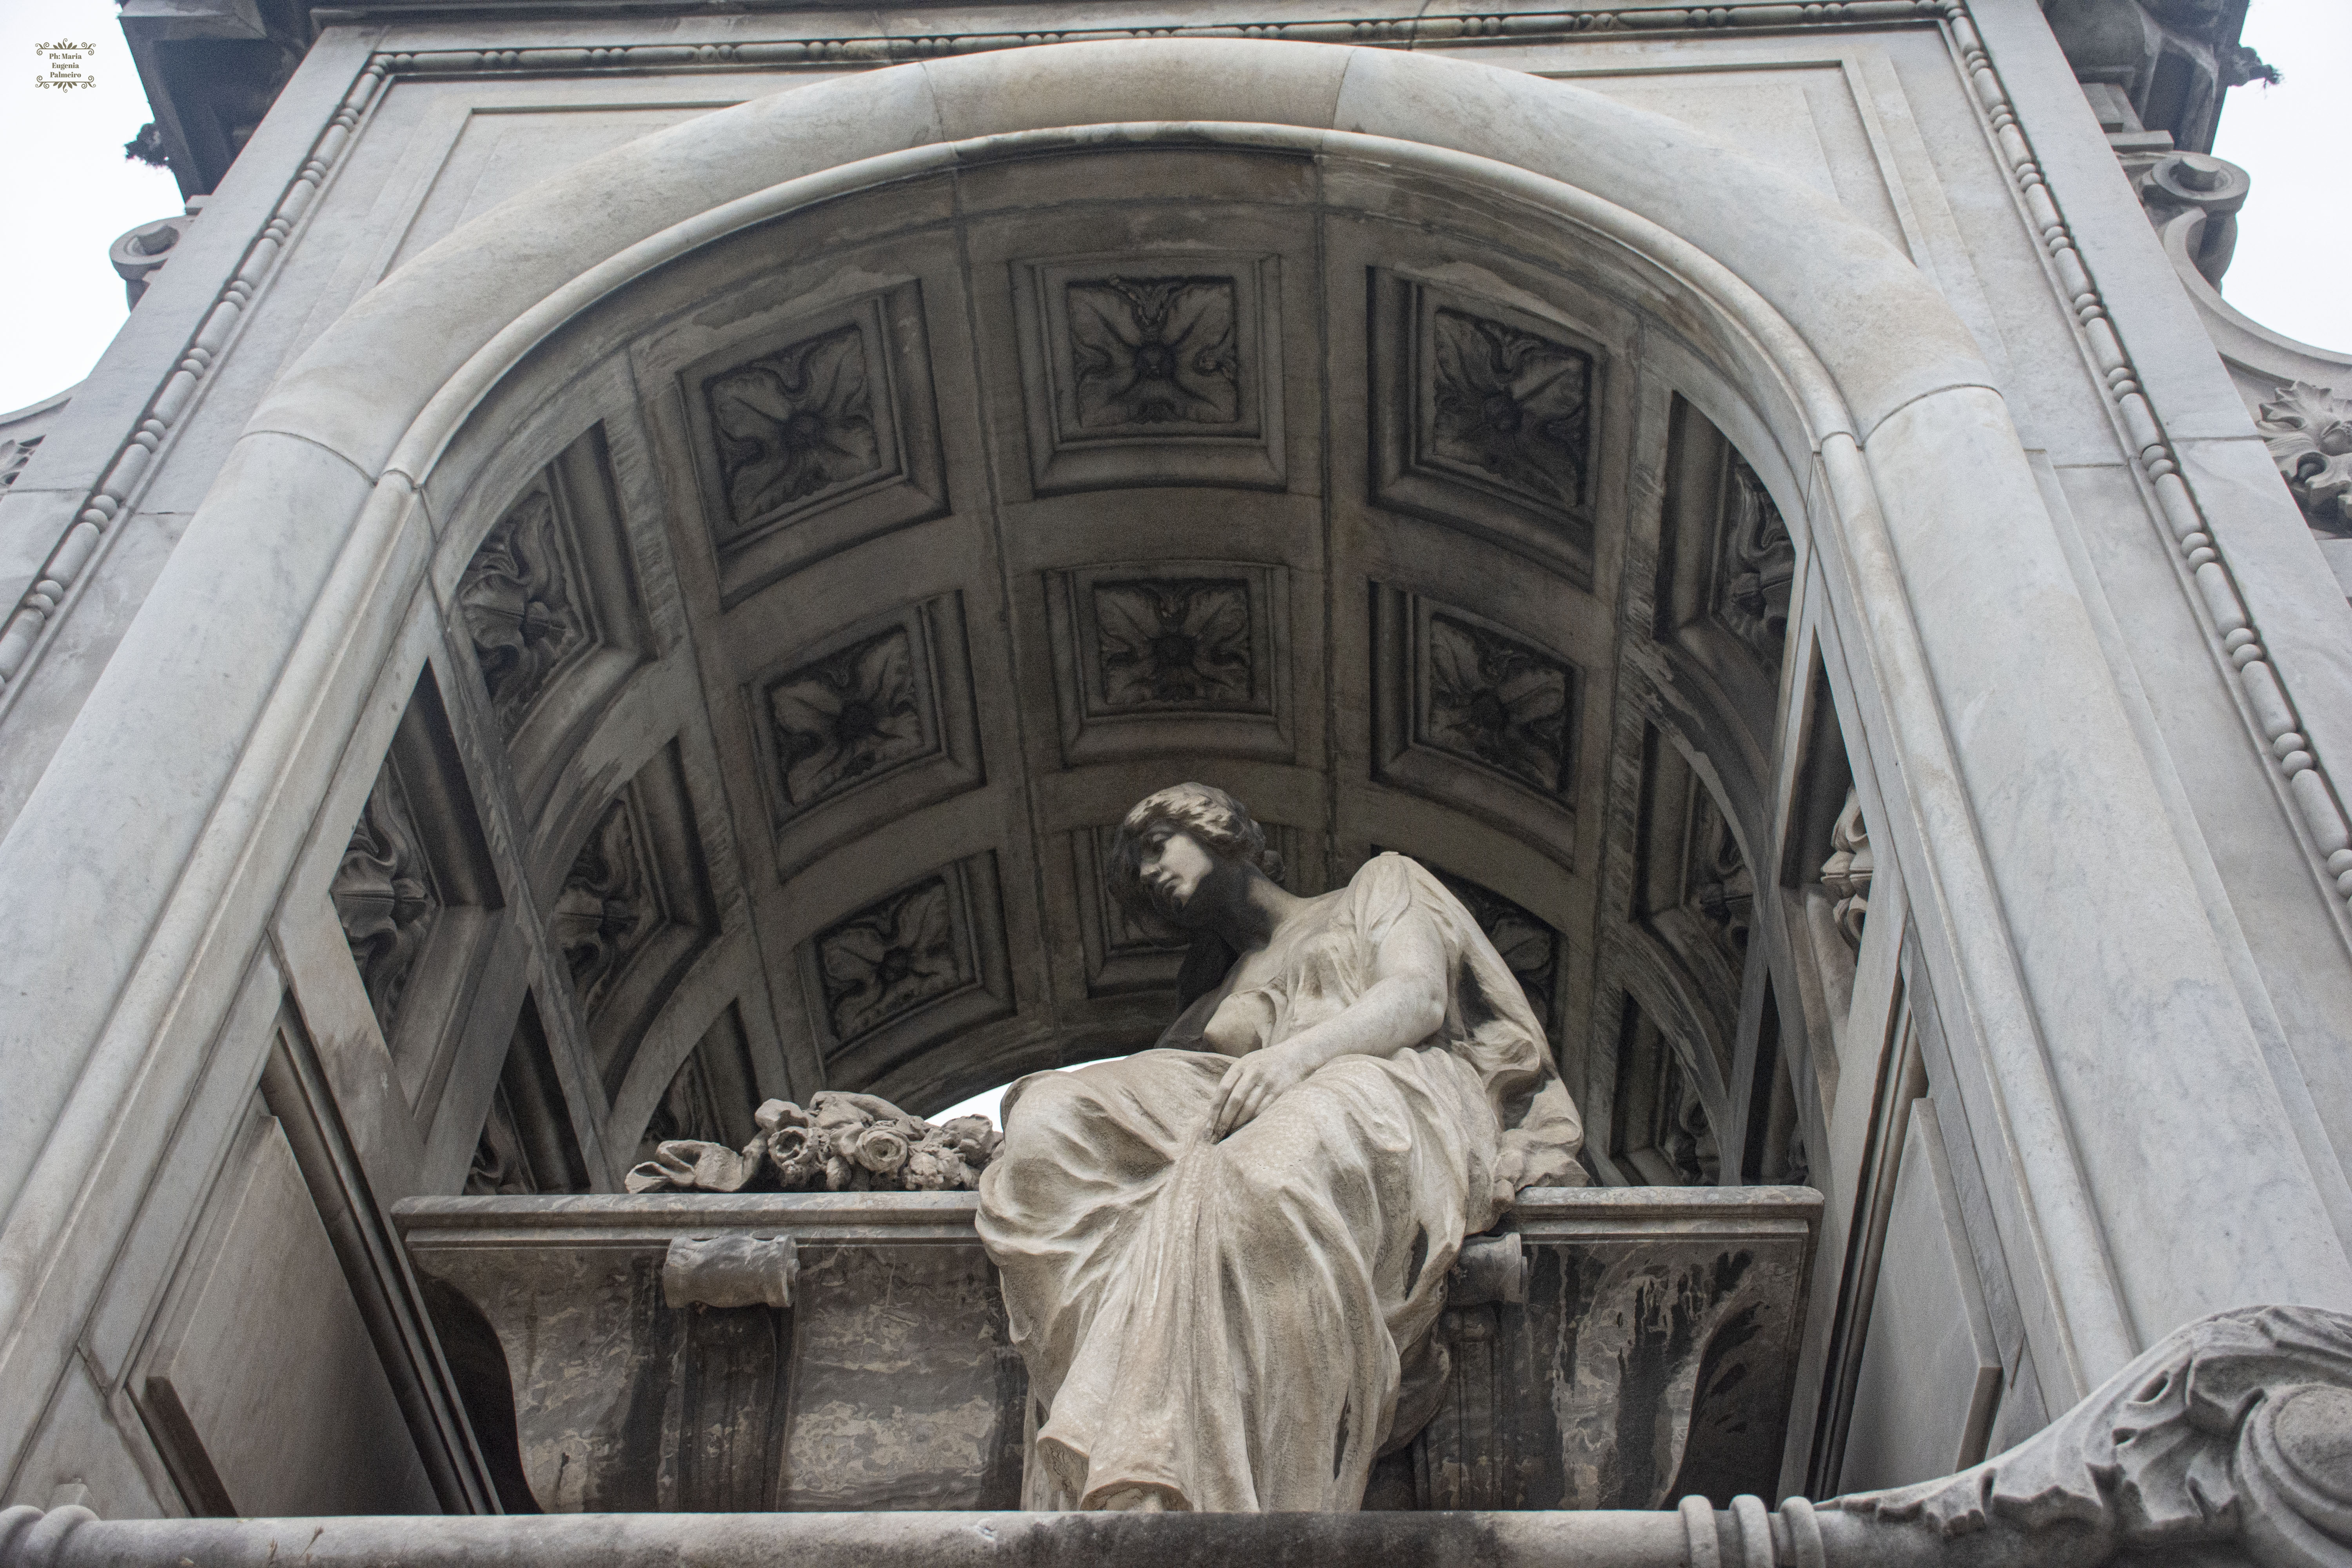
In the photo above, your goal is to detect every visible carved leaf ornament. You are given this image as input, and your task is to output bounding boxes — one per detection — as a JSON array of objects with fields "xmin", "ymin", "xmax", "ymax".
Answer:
[
  {"xmin": 1093, "ymin": 577, "xmax": 1253, "ymax": 709},
  {"xmin": 1430, "ymin": 307, "xmax": 1591, "ymax": 508},
  {"xmin": 332, "ymin": 777, "xmax": 440, "ymax": 1034},
  {"xmin": 2257, "ymin": 381, "xmax": 2352, "ymax": 536},
  {"xmin": 457, "ymin": 490, "xmax": 586, "ymax": 733},
  {"xmin": 1719, "ymin": 459, "xmax": 1795, "ymax": 666},
  {"xmin": 552, "ymin": 800, "xmax": 654, "ymax": 1009},
  {"xmin": 707, "ymin": 324, "xmax": 881, "ymax": 528},
  {"xmin": 1832, "ymin": 1305, "xmax": 2352, "ymax": 1568},
  {"xmin": 1067, "ymin": 276, "xmax": 1240, "ymax": 428},
  {"xmin": 766, "ymin": 626, "xmax": 927, "ymax": 808},
  {"xmin": 817, "ymin": 878, "xmax": 965, "ymax": 1042},
  {"xmin": 1425, "ymin": 613, "xmax": 1574, "ymax": 796}
]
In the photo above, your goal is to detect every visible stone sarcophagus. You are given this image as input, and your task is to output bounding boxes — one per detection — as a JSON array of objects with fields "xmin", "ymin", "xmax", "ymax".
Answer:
[{"xmin": 393, "ymin": 1185, "xmax": 1820, "ymax": 1514}]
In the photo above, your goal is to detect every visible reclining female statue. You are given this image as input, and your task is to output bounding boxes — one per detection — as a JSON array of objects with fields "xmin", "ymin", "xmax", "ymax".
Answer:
[{"xmin": 977, "ymin": 783, "xmax": 1587, "ymax": 1512}]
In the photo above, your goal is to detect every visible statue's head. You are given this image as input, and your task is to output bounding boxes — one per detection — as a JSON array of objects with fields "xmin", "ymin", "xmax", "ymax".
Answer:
[{"xmin": 1108, "ymin": 782, "xmax": 1283, "ymax": 925}]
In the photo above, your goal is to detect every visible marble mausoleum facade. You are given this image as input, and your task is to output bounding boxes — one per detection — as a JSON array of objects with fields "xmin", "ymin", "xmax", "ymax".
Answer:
[{"xmin": 2, "ymin": 0, "xmax": 2351, "ymax": 1557}]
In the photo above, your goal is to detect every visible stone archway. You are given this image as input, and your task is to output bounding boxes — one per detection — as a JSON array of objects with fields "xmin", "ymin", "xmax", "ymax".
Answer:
[{"xmin": 2, "ymin": 36, "xmax": 2138, "ymax": 1384}]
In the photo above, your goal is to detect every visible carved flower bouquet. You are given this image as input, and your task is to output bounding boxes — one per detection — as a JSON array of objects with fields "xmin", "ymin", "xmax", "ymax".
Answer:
[{"xmin": 625, "ymin": 1089, "xmax": 1002, "ymax": 1194}]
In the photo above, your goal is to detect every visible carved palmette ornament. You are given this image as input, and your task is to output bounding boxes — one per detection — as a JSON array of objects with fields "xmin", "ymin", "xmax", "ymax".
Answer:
[
  {"xmin": 1820, "ymin": 787, "xmax": 1872, "ymax": 951},
  {"xmin": 625, "ymin": 1089, "xmax": 1001, "ymax": 1195}
]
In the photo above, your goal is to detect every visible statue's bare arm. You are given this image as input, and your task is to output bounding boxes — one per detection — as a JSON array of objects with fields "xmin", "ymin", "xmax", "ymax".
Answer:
[{"xmin": 1205, "ymin": 911, "xmax": 1448, "ymax": 1140}]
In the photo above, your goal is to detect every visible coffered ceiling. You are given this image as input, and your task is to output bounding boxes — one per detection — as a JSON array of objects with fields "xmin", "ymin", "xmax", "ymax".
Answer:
[{"xmin": 332, "ymin": 143, "xmax": 1810, "ymax": 1194}]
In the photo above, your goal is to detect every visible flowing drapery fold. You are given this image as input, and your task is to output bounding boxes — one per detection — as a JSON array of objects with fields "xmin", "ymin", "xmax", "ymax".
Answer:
[{"xmin": 977, "ymin": 855, "xmax": 1584, "ymax": 1510}]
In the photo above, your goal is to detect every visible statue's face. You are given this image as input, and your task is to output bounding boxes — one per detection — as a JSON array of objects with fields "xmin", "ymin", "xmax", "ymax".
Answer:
[{"xmin": 1138, "ymin": 825, "xmax": 1220, "ymax": 922}]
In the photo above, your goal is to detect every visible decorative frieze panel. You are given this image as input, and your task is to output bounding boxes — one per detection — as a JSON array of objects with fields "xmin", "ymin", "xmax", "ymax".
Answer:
[
  {"xmin": 1046, "ymin": 560, "xmax": 1290, "ymax": 765},
  {"xmin": 1683, "ymin": 789, "xmax": 1755, "ymax": 961},
  {"xmin": 769, "ymin": 627, "xmax": 928, "ymax": 805},
  {"xmin": 743, "ymin": 593, "xmax": 985, "ymax": 879},
  {"xmin": 678, "ymin": 281, "xmax": 947, "ymax": 604},
  {"xmin": 554, "ymin": 797, "xmax": 661, "ymax": 1016},
  {"xmin": 1624, "ymin": 726, "xmax": 1748, "ymax": 1077},
  {"xmin": 1069, "ymin": 277, "xmax": 1240, "ymax": 429},
  {"xmin": 1370, "ymin": 272, "xmax": 1602, "ymax": 584},
  {"xmin": 552, "ymin": 744, "xmax": 719, "ymax": 1098},
  {"xmin": 798, "ymin": 855, "xmax": 1014, "ymax": 1084},
  {"xmin": 1371, "ymin": 582, "xmax": 1581, "ymax": 867},
  {"xmin": 1013, "ymin": 254, "xmax": 1285, "ymax": 493},
  {"xmin": 1425, "ymin": 864, "xmax": 1561, "ymax": 1034},
  {"xmin": 1422, "ymin": 613, "xmax": 1577, "ymax": 796},
  {"xmin": 709, "ymin": 324, "xmax": 882, "ymax": 522}
]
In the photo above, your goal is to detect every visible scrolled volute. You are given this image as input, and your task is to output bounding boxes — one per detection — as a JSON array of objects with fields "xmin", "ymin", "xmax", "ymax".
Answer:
[{"xmin": 1824, "ymin": 1305, "xmax": 2352, "ymax": 1568}]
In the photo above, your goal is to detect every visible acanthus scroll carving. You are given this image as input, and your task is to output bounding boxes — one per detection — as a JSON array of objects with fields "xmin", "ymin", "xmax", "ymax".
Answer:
[
  {"xmin": 332, "ymin": 768, "xmax": 440, "ymax": 1035},
  {"xmin": 2257, "ymin": 381, "xmax": 2352, "ymax": 538},
  {"xmin": 0, "ymin": 434, "xmax": 41, "ymax": 491},
  {"xmin": 457, "ymin": 488, "xmax": 588, "ymax": 735},
  {"xmin": 1830, "ymin": 1304, "xmax": 2352, "ymax": 1568}
]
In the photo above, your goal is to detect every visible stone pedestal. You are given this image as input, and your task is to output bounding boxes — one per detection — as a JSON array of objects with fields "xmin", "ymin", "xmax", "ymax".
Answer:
[{"xmin": 394, "ymin": 1186, "xmax": 1822, "ymax": 1514}]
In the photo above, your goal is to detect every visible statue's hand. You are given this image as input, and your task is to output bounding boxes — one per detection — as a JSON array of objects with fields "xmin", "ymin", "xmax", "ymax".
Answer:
[{"xmin": 1208, "ymin": 1040, "xmax": 1319, "ymax": 1140}]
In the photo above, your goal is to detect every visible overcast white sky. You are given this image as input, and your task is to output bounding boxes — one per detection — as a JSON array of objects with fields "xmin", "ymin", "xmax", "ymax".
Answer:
[{"xmin": 2, "ymin": 0, "xmax": 2347, "ymax": 417}]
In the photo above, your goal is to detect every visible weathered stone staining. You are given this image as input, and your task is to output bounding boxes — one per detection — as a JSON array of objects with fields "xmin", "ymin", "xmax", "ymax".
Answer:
[
  {"xmin": 2, "ymin": 0, "xmax": 2350, "ymax": 1544},
  {"xmin": 388, "ymin": 1185, "xmax": 1820, "ymax": 1517}
]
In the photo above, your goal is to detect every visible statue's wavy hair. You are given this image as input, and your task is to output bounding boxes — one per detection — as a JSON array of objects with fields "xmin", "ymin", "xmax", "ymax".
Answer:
[{"xmin": 1107, "ymin": 783, "xmax": 1287, "ymax": 1005}]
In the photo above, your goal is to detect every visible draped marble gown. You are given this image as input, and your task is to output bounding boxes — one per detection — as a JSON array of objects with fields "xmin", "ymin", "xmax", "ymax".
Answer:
[{"xmin": 977, "ymin": 855, "xmax": 1586, "ymax": 1512}]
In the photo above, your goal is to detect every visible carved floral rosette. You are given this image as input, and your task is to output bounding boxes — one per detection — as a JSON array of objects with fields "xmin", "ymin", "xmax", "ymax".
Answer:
[{"xmin": 625, "ymin": 1089, "xmax": 1001, "ymax": 1194}]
